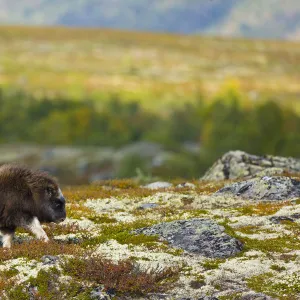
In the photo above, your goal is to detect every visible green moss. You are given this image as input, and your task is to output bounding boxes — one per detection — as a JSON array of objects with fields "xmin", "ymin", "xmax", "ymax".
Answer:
[
  {"xmin": 114, "ymin": 232, "xmax": 160, "ymax": 246},
  {"xmin": 234, "ymin": 202, "xmax": 292, "ymax": 217},
  {"xmin": 189, "ymin": 273, "xmax": 205, "ymax": 289},
  {"xmin": 235, "ymin": 205, "xmax": 257, "ymax": 216},
  {"xmin": 165, "ymin": 247, "xmax": 184, "ymax": 256},
  {"xmin": 247, "ymin": 272, "xmax": 300, "ymax": 299},
  {"xmin": 243, "ymin": 236, "xmax": 300, "ymax": 253},
  {"xmin": 270, "ymin": 264, "xmax": 286, "ymax": 272},
  {"xmin": 5, "ymin": 286, "xmax": 30, "ymax": 300},
  {"xmin": 81, "ymin": 219, "xmax": 159, "ymax": 248},
  {"xmin": 26, "ymin": 267, "xmax": 91, "ymax": 299},
  {"xmin": 1, "ymin": 268, "xmax": 19, "ymax": 278},
  {"xmin": 88, "ymin": 214, "xmax": 118, "ymax": 224},
  {"xmin": 235, "ymin": 225, "xmax": 262, "ymax": 234},
  {"xmin": 201, "ymin": 258, "xmax": 225, "ymax": 270},
  {"xmin": 219, "ymin": 292, "xmax": 243, "ymax": 300},
  {"xmin": 28, "ymin": 267, "xmax": 61, "ymax": 297},
  {"xmin": 235, "ymin": 225, "xmax": 275, "ymax": 236},
  {"xmin": 220, "ymin": 220, "xmax": 300, "ymax": 254}
]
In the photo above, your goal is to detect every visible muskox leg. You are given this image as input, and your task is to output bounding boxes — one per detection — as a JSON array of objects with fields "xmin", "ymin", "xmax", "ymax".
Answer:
[
  {"xmin": 0, "ymin": 228, "xmax": 15, "ymax": 248},
  {"xmin": 25, "ymin": 217, "xmax": 49, "ymax": 242}
]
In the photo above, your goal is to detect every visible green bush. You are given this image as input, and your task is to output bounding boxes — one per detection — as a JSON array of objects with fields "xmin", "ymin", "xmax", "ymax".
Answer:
[{"xmin": 0, "ymin": 87, "xmax": 299, "ymax": 178}]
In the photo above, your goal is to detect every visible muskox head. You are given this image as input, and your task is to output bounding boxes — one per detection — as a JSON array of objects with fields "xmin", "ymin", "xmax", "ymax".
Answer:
[
  {"xmin": 31, "ymin": 174, "xmax": 67, "ymax": 224},
  {"xmin": 42, "ymin": 185, "xmax": 66, "ymax": 223}
]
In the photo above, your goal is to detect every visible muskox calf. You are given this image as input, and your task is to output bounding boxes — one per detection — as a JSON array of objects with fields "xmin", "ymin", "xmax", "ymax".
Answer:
[{"xmin": 0, "ymin": 164, "xmax": 66, "ymax": 248}]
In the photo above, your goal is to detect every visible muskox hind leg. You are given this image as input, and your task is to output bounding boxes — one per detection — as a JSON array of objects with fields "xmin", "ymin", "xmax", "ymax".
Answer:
[
  {"xmin": 24, "ymin": 217, "xmax": 49, "ymax": 243},
  {"xmin": 0, "ymin": 227, "xmax": 15, "ymax": 248}
]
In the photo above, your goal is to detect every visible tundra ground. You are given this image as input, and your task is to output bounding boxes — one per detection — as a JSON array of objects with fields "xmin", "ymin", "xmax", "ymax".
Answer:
[{"xmin": 1, "ymin": 178, "xmax": 300, "ymax": 299}]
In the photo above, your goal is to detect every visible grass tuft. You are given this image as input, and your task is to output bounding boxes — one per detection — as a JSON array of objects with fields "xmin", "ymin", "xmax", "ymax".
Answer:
[{"xmin": 62, "ymin": 255, "xmax": 180, "ymax": 296}]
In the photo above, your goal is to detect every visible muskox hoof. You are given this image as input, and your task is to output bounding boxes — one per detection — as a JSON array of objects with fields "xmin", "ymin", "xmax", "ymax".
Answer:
[{"xmin": 43, "ymin": 237, "xmax": 50, "ymax": 243}]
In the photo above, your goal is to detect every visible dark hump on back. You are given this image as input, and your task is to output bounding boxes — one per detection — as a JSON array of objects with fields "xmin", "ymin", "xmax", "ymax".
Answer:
[
  {"xmin": 0, "ymin": 164, "xmax": 58, "ymax": 195},
  {"xmin": 0, "ymin": 164, "xmax": 30, "ymax": 192}
]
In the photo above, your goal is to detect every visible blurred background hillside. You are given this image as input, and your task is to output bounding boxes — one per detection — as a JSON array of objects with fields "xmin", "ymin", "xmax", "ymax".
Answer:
[
  {"xmin": 0, "ymin": 1, "xmax": 299, "ymax": 184},
  {"xmin": 1, "ymin": 0, "xmax": 300, "ymax": 40}
]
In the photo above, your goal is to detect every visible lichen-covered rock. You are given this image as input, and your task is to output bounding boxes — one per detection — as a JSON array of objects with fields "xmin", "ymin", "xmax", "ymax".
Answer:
[
  {"xmin": 216, "ymin": 176, "xmax": 300, "ymax": 200},
  {"xmin": 143, "ymin": 181, "xmax": 173, "ymax": 189},
  {"xmin": 202, "ymin": 150, "xmax": 300, "ymax": 181},
  {"xmin": 134, "ymin": 218, "xmax": 243, "ymax": 258}
]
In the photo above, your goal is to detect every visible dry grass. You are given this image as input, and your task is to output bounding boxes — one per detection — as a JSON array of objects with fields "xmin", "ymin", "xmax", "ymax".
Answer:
[
  {"xmin": 0, "ymin": 240, "xmax": 82, "ymax": 262},
  {"xmin": 63, "ymin": 179, "xmax": 224, "ymax": 206},
  {"xmin": 236, "ymin": 201, "xmax": 292, "ymax": 216},
  {"xmin": 0, "ymin": 269, "xmax": 17, "ymax": 292},
  {"xmin": 63, "ymin": 183, "xmax": 156, "ymax": 204},
  {"xmin": 62, "ymin": 255, "xmax": 180, "ymax": 296},
  {"xmin": 43, "ymin": 222, "xmax": 83, "ymax": 238}
]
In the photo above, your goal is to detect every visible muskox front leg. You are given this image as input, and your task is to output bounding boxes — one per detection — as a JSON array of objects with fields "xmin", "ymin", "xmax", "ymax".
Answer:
[
  {"xmin": 0, "ymin": 228, "xmax": 15, "ymax": 248},
  {"xmin": 25, "ymin": 217, "xmax": 49, "ymax": 243}
]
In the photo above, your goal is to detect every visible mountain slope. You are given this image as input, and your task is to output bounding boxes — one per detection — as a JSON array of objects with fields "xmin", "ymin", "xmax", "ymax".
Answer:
[
  {"xmin": 208, "ymin": 0, "xmax": 300, "ymax": 39},
  {"xmin": 0, "ymin": 0, "xmax": 299, "ymax": 39}
]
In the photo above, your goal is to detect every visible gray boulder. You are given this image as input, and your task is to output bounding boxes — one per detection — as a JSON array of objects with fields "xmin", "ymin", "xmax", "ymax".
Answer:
[
  {"xmin": 134, "ymin": 218, "xmax": 243, "ymax": 258},
  {"xmin": 202, "ymin": 150, "xmax": 300, "ymax": 181},
  {"xmin": 216, "ymin": 176, "xmax": 300, "ymax": 200}
]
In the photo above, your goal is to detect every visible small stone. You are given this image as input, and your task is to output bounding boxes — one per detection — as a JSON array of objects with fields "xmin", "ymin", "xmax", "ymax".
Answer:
[
  {"xmin": 54, "ymin": 234, "xmax": 82, "ymax": 244},
  {"xmin": 41, "ymin": 255, "xmax": 59, "ymax": 265},
  {"xmin": 138, "ymin": 203, "xmax": 159, "ymax": 210},
  {"xmin": 143, "ymin": 181, "xmax": 173, "ymax": 189},
  {"xmin": 29, "ymin": 286, "xmax": 38, "ymax": 300},
  {"xmin": 147, "ymin": 293, "xmax": 170, "ymax": 300},
  {"xmin": 189, "ymin": 280, "xmax": 205, "ymax": 289},
  {"xmin": 90, "ymin": 286, "xmax": 111, "ymax": 300},
  {"xmin": 176, "ymin": 182, "xmax": 196, "ymax": 189}
]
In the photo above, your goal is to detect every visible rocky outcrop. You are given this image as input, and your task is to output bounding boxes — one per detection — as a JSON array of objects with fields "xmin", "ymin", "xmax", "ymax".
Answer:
[
  {"xmin": 202, "ymin": 150, "xmax": 300, "ymax": 181},
  {"xmin": 135, "ymin": 218, "xmax": 243, "ymax": 258},
  {"xmin": 216, "ymin": 176, "xmax": 300, "ymax": 200}
]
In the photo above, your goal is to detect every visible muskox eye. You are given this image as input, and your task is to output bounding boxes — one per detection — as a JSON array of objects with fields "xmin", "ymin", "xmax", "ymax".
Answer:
[
  {"xmin": 55, "ymin": 200, "xmax": 63, "ymax": 208},
  {"xmin": 46, "ymin": 187, "xmax": 53, "ymax": 196}
]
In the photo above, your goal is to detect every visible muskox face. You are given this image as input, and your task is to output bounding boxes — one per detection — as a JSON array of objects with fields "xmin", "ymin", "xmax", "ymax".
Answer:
[{"xmin": 39, "ymin": 185, "xmax": 66, "ymax": 223}]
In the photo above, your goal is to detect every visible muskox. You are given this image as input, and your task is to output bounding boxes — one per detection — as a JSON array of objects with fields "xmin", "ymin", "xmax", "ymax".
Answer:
[{"xmin": 0, "ymin": 164, "xmax": 66, "ymax": 248}]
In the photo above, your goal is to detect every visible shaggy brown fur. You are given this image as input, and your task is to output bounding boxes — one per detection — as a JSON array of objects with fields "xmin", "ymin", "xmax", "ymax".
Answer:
[{"xmin": 0, "ymin": 164, "xmax": 66, "ymax": 248}]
